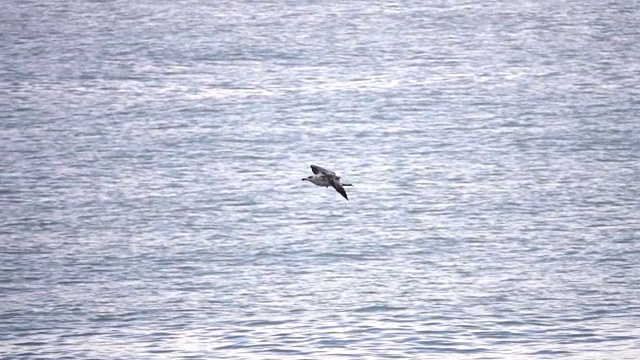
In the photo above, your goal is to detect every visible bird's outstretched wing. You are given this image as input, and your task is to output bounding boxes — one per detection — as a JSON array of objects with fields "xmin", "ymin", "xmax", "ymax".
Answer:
[
  {"xmin": 327, "ymin": 176, "xmax": 348, "ymax": 200},
  {"xmin": 310, "ymin": 165, "xmax": 335, "ymax": 176}
]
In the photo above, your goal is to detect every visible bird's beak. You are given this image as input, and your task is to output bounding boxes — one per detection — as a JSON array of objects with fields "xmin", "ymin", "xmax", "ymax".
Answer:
[{"xmin": 301, "ymin": 178, "xmax": 307, "ymax": 181}]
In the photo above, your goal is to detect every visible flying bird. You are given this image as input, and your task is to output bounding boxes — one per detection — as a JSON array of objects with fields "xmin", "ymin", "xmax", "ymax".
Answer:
[{"xmin": 302, "ymin": 165, "xmax": 352, "ymax": 200}]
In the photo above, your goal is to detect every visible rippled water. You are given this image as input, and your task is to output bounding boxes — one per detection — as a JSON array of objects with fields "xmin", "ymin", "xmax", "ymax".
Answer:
[{"xmin": 2, "ymin": 1, "xmax": 640, "ymax": 359}]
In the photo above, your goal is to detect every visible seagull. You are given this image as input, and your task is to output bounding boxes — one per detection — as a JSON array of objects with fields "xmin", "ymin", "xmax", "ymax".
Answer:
[{"xmin": 302, "ymin": 165, "xmax": 352, "ymax": 200}]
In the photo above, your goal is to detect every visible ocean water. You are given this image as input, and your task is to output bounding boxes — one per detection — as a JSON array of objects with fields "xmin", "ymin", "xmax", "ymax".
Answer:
[{"xmin": 2, "ymin": 1, "xmax": 640, "ymax": 359}]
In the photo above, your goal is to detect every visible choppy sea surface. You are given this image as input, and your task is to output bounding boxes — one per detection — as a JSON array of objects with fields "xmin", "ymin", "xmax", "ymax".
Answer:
[{"xmin": 2, "ymin": 1, "xmax": 640, "ymax": 359}]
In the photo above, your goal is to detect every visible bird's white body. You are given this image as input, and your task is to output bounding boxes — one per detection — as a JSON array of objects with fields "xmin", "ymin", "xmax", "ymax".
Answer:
[{"xmin": 304, "ymin": 174, "xmax": 352, "ymax": 187}]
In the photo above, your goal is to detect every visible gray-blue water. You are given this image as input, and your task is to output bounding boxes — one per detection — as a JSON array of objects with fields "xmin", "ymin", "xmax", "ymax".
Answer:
[{"xmin": 2, "ymin": 1, "xmax": 640, "ymax": 359}]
